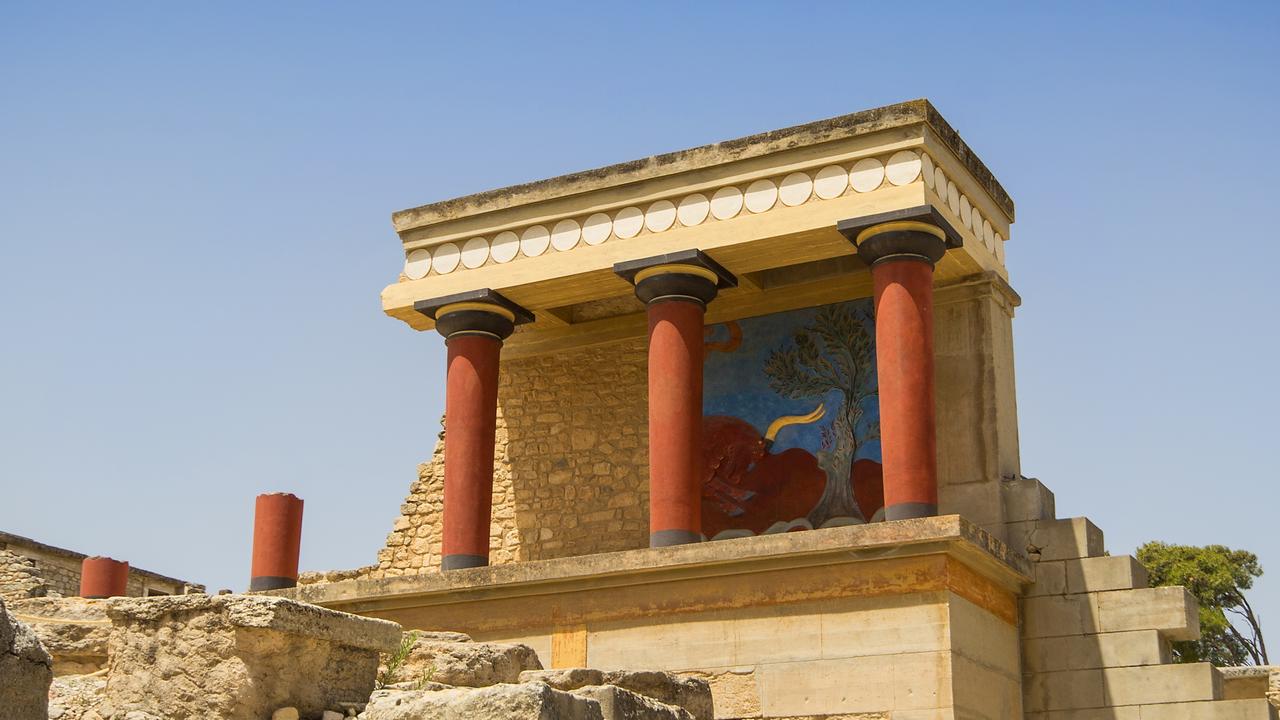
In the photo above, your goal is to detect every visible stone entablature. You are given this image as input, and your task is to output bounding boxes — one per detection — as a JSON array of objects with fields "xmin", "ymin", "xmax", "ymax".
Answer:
[{"xmin": 381, "ymin": 99, "xmax": 1013, "ymax": 352}]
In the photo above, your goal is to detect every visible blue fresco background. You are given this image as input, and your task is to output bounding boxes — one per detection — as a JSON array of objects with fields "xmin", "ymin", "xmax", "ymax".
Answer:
[{"xmin": 703, "ymin": 299, "xmax": 882, "ymax": 465}]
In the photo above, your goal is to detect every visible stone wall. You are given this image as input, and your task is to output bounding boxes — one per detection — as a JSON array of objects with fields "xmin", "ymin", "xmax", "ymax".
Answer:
[
  {"xmin": 1, "ymin": 548, "xmax": 52, "ymax": 602},
  {"xmin": 367, "ymin": 339, "xmax": 650, "ymax": 579}
]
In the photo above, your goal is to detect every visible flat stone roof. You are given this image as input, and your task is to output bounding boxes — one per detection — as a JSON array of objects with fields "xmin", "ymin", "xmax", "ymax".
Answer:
[{"xmin": 392, "ymin": 99, "xmax": 1014, "ymax": 234}]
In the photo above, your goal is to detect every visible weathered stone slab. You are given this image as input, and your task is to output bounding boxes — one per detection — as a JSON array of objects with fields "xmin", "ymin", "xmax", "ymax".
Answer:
[
  {"xmin": 9, "ymin": 596, "xmax": 111, "ymax": 675},
  {"xmin": 397, "ymin": 634, "xmax": 542, "ymax": 687},
  {"xmin": 519, "ymin": 667, "xmax": 606, "ymax": 690},
  {"xmin": 602, "ymin": 670, "xmax": 712, "ymax": 720},
  {"xmin": 572, "ymin": 685, "xmax": 695, "ymax": 720},
  {"xmin": 99, "ymin": 594, "xmax": 401, "ymax": 719},
  {"xmin": 358, "ymin": 682, "xmax": 604, "ymax": 719},
  {"xmin": 0, "ymin": 596, "xmax": 53, "ymax": 720}
]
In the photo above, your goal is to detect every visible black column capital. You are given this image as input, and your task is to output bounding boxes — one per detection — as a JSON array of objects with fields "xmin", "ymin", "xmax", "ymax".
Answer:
[
  {"xmin": 415, "ymin": 288, "xmax": 533, "ymax": 340},
  {"xmin": 613, "ymin": 249, "xmax": 737, "ymax": 307},
  {"xmin": 837, "ymin": 205, "xmax": 961, "ymax": 267}
]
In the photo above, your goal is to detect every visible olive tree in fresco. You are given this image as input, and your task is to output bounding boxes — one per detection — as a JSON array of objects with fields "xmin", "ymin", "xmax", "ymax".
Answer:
[{"xmin": 762, "ymin": 303, "xmax": 879, "ymax": 525}]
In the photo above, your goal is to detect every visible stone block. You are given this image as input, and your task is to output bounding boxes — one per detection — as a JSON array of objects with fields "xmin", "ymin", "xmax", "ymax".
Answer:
[
  {"xmin": 1096, "ymin": 587, "xmax": 1199, "ymax": 641},
  {"xmin": 1023, "ymin": 668, "xmax": 1105, "ymax": 712},
  {"xmin": 1102, "ymin": 663, "xmax": 1222, "ymax": 706},
  {"xmin": 9, "ymin": 596, "xmax": 111, "ymax": 675},
  {"xmin": 602, "ymin": 670, "xmax": 713, "ymax": 720},
  {"xmin": 1007, "ymin": 517, "xmax": 1105, "ymax": 562},
  {"xmin": 679, "ymin": 668, "xmax": 760, "ymax": 720},
  {"xmin": 952, "ymin": 655, "xmax": 1023, "ymax": 717},
  {"xmin": 359, "ymin": 683, "xmax": 604, "ymax": 719},
  {"xmin": 1002, "ymin": 476, "xmax": 1057, "ymax": 522},
  {"xmin": 1027, "ymin": 556, "xmax": 1149, "ymax": 597},
  {"xmin": 1025, "ymin": 708, "xmax": 1141, "ymax": 720},
  {"xmin": 1219, "ymin": 665, "xmax": 1277, "ymax": 701},
  {"xmin": 1022, "ymin": 593, "xmax": 1100, "ymax": 639},
  {"xmin": 0, "ymin": 596, "xmax": 53, "ymax": 720},
  {"xmin": 948, "ymin": 592, "xmax": 1021, "ymax": 677},
  {"xmin": 756, "ymin": 652, "xmax": 952, "ymax": 716},
  {"xmin": 398, "ymin": 633, "xmax": 543, "ymax": 687},
  {"xmin": 572, "ymin": 685, "xmax": 695, "ymax": 720},
  {"xmin": 519, "ymin": 667, "xmax": 606, "ymax": 690},
  {"xmin": 1023, "ymin": 630, "xmax": 1171, "ymax": 673},
  {"xmin": 101, "ymin": 594, "xmax": 401, "ymax": 719}
]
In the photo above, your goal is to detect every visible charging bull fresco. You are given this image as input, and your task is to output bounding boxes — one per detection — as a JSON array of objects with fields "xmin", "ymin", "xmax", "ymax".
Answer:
[{"xmin": 702, "ymin": 299, "xmax": 883, "ymax": 540}]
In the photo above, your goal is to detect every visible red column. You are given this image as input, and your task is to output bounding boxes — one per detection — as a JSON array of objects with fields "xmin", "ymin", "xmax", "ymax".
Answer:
[
  {"xmin": 871, "ymin": 257, "xmax": 939, "ymax": 520},
  {"xmin": 249, "ymin": 492, "xmax": 304, "ymax": 591},
  {"xmin": 647, "ymin": 299, "xmax": 706, "ymax": 547},
  {"xmin": 441, "ymin": 334, "xmax": 502, "ymax": 570},
  {"xmin": 80, "ymin": 556, "xmax": 129, "ymax": 598}
]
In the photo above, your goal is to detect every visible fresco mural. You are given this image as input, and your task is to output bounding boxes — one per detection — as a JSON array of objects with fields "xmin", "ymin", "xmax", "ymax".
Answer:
[{"xmin": 702, "ymin": 299, "xmax": 882, "ymax": 540}]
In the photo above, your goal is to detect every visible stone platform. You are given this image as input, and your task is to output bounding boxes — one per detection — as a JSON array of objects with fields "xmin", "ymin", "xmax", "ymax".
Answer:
[{"xmin": 278, "ymin": 516, "xmax": 1032, "ymax": 718}]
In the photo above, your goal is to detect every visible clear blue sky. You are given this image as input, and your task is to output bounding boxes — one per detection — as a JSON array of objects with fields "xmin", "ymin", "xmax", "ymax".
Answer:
[{"xmin": 2, "ymin": 3, "xmax": 1276, "ymax": 626}]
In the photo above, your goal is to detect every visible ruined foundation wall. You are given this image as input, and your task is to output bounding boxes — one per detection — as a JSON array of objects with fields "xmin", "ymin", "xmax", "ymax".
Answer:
[{"xmin": 0, "ymin": 539, "xmax": 202, "ymax": 601}]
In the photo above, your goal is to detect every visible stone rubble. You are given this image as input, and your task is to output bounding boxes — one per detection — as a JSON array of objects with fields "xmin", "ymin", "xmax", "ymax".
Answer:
[
  {"xmin": 392, "ymin": 632, "xmax": 543, "ymax": 687},
  {"xmin": 0, "ymin": 595, "xmax": 53, "ymax": 720}
]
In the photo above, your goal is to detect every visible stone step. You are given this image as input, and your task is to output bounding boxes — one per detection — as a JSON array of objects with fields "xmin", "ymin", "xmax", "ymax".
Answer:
[
  {"xmin": 1026, "ymin": 555, "xmax": 1150, "ymax": 597},
  {"xmin": 1022, "ymin": 587, "xmax": 1198, "ymax": 640},
  {"xmin": 1023, "ymin": 630, "xmax": 1171, "ymax": 673},
  {"xmin": 1025, "ymin": 663, "xmax": 1223, "ymax": 713},
  {"xmin": 1026, "ymin": 698, "xmax": 1278, "ymax": 720},
  {"xmin": 1137, "ymin": 698, "xmax": 1278, "ymax": 720},
  {"xmin": 1002, "ymin": 475, "xmax": 1057, "ymax": 522},
  {"xmin": 1008, "ymin": 517, "xmax": 1105, "ymax": 562}
]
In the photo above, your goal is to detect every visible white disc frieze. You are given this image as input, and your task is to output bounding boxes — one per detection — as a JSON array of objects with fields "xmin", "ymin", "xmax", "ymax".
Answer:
[
  {"xmin": 959, "ymin": 195, "xmax": 972, "ymax": 228},
  {"xmin": 491, "ymin": 231, "xmax": 519, "ymax": 263},
  {"xmin": 779, "ymin": 172, "xmax": 813, "ymax": 207},
  {"xmin": 983, "ymin": 220, "xmax": 995, "ymax": 250},
  {"xmin": 813, "ymin": 165, "xmax": 848, "ymax": 199},
  {"xmin": 934, "ymin": 167, "xmax": 948, "ymax": 198},
  {"xmin": 613, "ymin": 206, "xmax": 644, "ymax": 239},
  {"xmin": 677, "ymin": 194, "xmax": 710, "ymax": 226},
  {"xmin": 550, "ymin": 218, "xmax": 581, "ymax": 251},
  {"xmin": 886, "ymin": 150, "xmax": 922, "ymax": 186},
  {"xmin": 922, "ymin": 153, "xmax": 936, "ymax": 189},
  {"xmin": 404, "ymin": 248, "xmax": 431, "ymax": 280},
  {"xmin": 520, "ymin": 225, "xmax": 550, "ymax": 257},
  {"xmin": 849, "ymin": 157, "xmax": 885, "ymax": 193},
  {"xmin": 947, "ymin": 181, "xmax": 960, "ymax": 214},
  {"xmin": 645, "ymin": 200, "xmax": 677, "ymax": 232},
  {"xmin": 710, "ymin": 186, "xmax": 744, "ymax": 220},
  {"xmin": 994, "ymin": 233, "xmax": 1006, "ymax": 263},
  {"xmin": 582, "ymin": 212, "xmax": 612, "ymax": 245},
  {"xmin": 431, "ymin": 242, "xmax": 461, "ymax": 274},
  {"xmin": 744, "ymin": 179, "xmax": 778, "ymax": 213},
  {"xmin": 971, "ymin": 207, "xmax": 983, "ymax": 238},
  {"xmin": 461, "ymin": 237, "xmax": 490, "ymax": 269}
]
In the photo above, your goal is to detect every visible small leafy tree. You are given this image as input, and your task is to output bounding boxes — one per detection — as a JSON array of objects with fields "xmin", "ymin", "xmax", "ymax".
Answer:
[{"xmin": 1136, "ymin": 542, "xmax": 1269, "ymax": 666}]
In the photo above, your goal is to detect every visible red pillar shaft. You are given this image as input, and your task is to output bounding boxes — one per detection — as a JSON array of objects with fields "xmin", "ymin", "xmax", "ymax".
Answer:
[
  {"xmin": 872, "ymin": 257, "xmax": 939, "ymax": 520},
  {"xmin": 647, "ymin": 299, "xmax": 705, "ymax": 546},
  {"xmin": 80, "ymin": 556, "xmax": 129, "ymax": 598},
  {"xmin": 250, "ymin": 492, "xmax": 304, "ymax": 591},
  {"xmin": 441, "ymin": 334, "xmax": 502, "ymax": 569}
]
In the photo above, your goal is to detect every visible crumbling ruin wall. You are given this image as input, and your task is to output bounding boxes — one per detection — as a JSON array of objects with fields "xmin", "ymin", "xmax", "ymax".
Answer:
[{"xmin": 1, "ymin": 548, "xmax": 53, "ymax": 602}]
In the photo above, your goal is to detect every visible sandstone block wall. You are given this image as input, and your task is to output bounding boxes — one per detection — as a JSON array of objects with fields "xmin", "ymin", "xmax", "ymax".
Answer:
[
  {"xmin": 0, "ymin": 534, "xmax": 204, "ymax": 601},
  {"xmin": 368, "ymin": 339, "xmax": 651, "ymax": 579}
]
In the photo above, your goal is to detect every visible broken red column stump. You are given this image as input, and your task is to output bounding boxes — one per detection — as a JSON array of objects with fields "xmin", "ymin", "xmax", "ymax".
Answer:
[
  {"xmin": 250, "ymin": 492, "xmax": 304, "ymax": 591},
  {"xmin": 79, "ymin": 557, "xmax": 128, "ymax": 599}
]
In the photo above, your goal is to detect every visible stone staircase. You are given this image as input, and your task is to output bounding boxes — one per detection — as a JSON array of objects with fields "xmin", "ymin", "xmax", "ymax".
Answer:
[{"xmin": 1000, "ymin": 477, "xmax": 1278, "ymax": 719}]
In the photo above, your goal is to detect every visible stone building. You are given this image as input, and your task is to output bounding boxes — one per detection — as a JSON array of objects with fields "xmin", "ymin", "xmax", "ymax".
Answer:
[
  {"xmin": 283, "ymin": 100, "xmax": 1277, "ymax": 718},
  {"xmin": 0, "ymin": 530, "xmax": 203, "ymax": 602}
]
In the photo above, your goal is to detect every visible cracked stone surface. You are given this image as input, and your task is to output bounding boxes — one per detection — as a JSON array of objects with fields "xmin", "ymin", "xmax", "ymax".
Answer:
[{"xmin": 0, "ymin": 595, "xmax": 53, "ymax": 720}]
